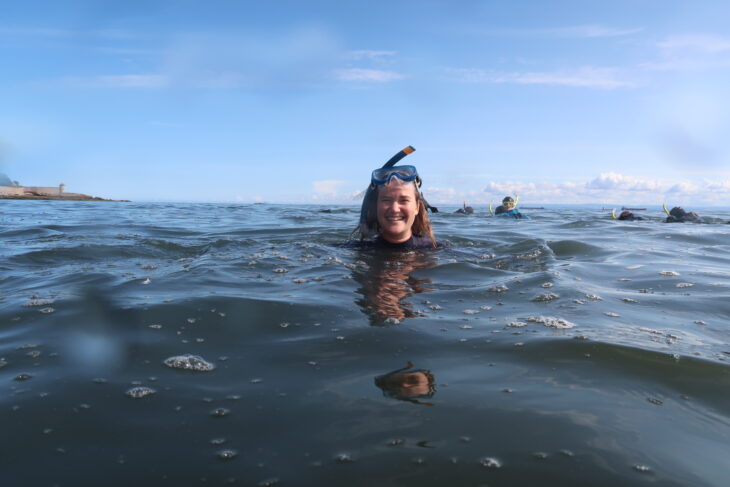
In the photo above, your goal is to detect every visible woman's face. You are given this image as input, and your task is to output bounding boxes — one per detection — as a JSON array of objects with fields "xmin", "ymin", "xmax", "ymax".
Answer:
[{"xmin": 376, "ymin": 180, "xmax": 419, "ymax": 243}]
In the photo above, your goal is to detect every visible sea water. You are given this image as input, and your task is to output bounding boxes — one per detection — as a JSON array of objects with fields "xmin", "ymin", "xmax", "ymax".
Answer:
[{"xmin": 1, "ymin": 201, "xmax": 729, "ymax": 486}]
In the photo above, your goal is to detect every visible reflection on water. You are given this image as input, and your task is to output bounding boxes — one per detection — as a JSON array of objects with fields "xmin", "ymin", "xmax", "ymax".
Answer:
[
  {"xmin": 352, "ymin": 249, "xmax": 436, "ymax": 324},
  {"xmin": 374, "ymin": 361, "xmax": 436, "ymax": 406}
]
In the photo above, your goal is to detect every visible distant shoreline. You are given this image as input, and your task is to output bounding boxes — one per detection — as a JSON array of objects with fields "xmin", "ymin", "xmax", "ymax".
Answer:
[{"xmin": 1, "ymin": 195, "xmax": 129, "ymax": 202}]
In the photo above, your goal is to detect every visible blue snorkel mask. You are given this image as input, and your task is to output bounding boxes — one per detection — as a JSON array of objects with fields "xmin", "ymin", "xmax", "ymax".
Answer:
[{"xmin": 370, "ymin": 165, "xmax": 422, "ymax": 187}]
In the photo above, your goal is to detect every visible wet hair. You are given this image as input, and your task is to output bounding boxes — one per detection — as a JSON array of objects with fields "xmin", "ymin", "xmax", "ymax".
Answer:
[
  {"xmin": 669, "ymin": 207, "xmax": 687, "ymax": 218},
  {"xmin": 619, "ymin": 210, "xmax": 633, "ymax": 220},
  {"xmin": 502, "ymin": 196, "xmax": 514, "ymax": 204},
  {"xmin": 361, "ymin": 180, "xmax": 436, "ymax": 247}
]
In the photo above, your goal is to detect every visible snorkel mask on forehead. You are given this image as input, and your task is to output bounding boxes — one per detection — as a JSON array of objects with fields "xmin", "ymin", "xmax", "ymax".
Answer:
[{"xmin": 371, "ymin": 165, "xmax": 421, "ymax": 187}]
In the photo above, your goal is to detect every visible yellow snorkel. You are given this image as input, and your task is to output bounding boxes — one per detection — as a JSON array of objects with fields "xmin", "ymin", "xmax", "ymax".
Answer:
[
  {"xmin": 488, "ymin": 203, "xmax": 494, "ymax": 215},
  {"xmin": 611, "ymin": 209, "xmax": 617, "ymax": 220},
  {"xmin": 662, "ymin": 203, "xmax": 670, "ymax": 216}
]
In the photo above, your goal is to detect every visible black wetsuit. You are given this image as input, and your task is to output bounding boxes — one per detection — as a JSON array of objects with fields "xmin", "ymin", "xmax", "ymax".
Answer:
[
  {"xmin": 454, "ymin": 206, "xmax": 474, "ymax": 214},
  {"xmin": 618, "ymin": 211, "xmax": 643, "ymax": 221},
  {"xmin": 373, "ymin": 235, "xmax": 443, "ymax": 250},
  {"xmin": 665, "ymin": 208, "xmax": 703, "ymax": 223}
]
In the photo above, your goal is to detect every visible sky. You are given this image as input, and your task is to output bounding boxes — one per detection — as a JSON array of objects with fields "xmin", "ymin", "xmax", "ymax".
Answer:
[{"xmin": 2, "ymin": 0, "xmax": 730, "ymax": 205}]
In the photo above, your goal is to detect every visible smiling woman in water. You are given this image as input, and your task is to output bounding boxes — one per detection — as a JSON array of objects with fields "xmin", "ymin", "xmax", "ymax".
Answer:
[{"xmin": 353, "ymin": 148, "xmax": 439, "ymax": 249}]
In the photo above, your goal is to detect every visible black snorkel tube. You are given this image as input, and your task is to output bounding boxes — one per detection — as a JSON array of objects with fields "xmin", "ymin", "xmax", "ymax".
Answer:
[{"xmin": 356, "ymin": 146, "xmax": 438, "ymax": 239}]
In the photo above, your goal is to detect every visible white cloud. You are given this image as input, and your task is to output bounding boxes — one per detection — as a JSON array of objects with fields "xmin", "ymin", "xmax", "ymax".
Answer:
[
  {"xmin": 446, "ymin": 67, "xmax": 635, "ymax": 89},
  {"xmin": 72, "ymin": 74, "xmax": 169, "ymax": 88},
  {"xmin": 585, "ymin": 173, "xmax": 664, "ymax": 191},
  {"xmin": 479, "ymin": 25, "xmax": 642, "ymax": 39},
  {"xmin": 312, "ymin": 179, "xmax": 348, "ymax": 197},
  {"xmin": 657, "ymin": 34, "xmax": 730, "ymax": 54},
  {"xmin": 481, "ymin": 174, "xmax": 730, "ymax": 205},
  {"xmin": 643, "ymin": 34, "xmax": 730, "ymax": 71},
  {"xmin": 334, "ymin": 68, "xmax": 404, "ymax": 82},
  {"xmin": 546, "ymin": 25, "xmax": 643, "ymax": 38},
  {"xmin": 347, "ymin": 50, "xmax": 397, "ymax": 61}
]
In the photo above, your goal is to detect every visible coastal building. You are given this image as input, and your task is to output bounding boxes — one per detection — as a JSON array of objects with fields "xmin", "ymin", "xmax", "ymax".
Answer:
[{"xmin": 0, "ymin": 173, "xmax": 107, "ymax": 200}]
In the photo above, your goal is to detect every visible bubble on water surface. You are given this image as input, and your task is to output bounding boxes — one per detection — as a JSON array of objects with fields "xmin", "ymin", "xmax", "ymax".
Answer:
[
  {"xmin": 273, "ymin": 268, "xmax": 288, "ymax": 273},
  {"xmin": 541, "ymin": 282, "xmax": 553, "ymax": 288},
  {"xmin": 126, "ymin": 386, "xmax": 156, "ymax": 399},
  {"xmin": 479, "ymin": 457, "xmax": 502, "ymax": 468},
  {"xmin": 279, "ymin": 322, "xmax": 289, "ymax": 328},
  {"xmin": 676, "ymin": 282, "xmax": 693, "ymax": 288},
  {"xmin": 660, "ymin": 270, "xmax": 679, "ymax": 276},
  {"xmin": 633, "ymin": 464, "xmax": 652, "ymax": 473},
  {"xmin": 217, "ymin": 449, "xmax": 238, "ymax": 461},
  {"xmin": 164, "ymin": 354, "xmax": 215, "ymax": 372},
  {"xmin": 532, "ymin": 293, "xmax": 559, "ymax": 302},
  {"xmin": 526, "ymin": 316, "xmax": 576, "ymax": 329},
  {"xmin": 488, "ymin": 285, "xmax": 508, "ymax": 293},
  {"xmin": 39, "ymin": 307, "xmax": 55, "ymax": 314},
  {"xmin": 23, "ymin": 299, "xmax": 55, "ymax": 307},
  {"xmin": 335, "ymin": 453, "xmax": 355, "ymax": 463},
  {"xmin": 210, "ymin": 408, "xmax": 230, "ymax": 417}
]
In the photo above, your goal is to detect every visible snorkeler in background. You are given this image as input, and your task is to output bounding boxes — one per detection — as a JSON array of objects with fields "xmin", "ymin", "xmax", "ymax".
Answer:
[
  {"xmin": 613, "ymin": 210, "xmax": 644, "ymax": 221},
  {"xmin": 664, "ymin": 205, "xmax": 703, "ymax": 223},
  {"xmin": 454, "ymin": 201, "xmax": 474, "ymax": 214},
  {"xmin": 353, "ymin": 147, "xmax": 442, "ymax": 249},
  {"xmin": 492, "ymin": 196, "xmax": 524, "ymax": 219}
]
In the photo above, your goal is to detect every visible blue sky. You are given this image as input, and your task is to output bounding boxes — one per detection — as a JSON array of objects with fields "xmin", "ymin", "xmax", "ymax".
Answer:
[{"xmin": 2, "ymin": 0, "xmax": 730, "ymax": 205}]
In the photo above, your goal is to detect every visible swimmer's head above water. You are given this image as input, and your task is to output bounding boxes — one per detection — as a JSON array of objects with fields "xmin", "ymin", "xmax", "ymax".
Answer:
[{"xmin": 354, "ymin": 147, "xmax": 437, "ymax": 246}]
